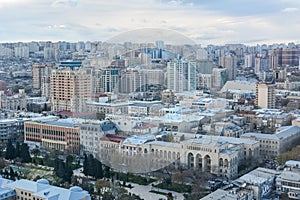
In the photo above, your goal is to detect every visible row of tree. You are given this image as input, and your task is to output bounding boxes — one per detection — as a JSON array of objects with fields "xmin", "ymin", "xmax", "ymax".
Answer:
[
  {"xmin": 4, "ymin": 141, "xmax": 31, "ymax": 163},
  {"xmin": 83, "ymin": 154, "xmax": 103, "ymax": 179},
  {"xmin": 54, "ymin": 155, "xmax": 74, "ymax": 183}
]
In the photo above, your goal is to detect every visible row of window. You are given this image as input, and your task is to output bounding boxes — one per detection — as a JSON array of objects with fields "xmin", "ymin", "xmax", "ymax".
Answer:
[{"xmin": 187, "ymin": 146, "xmax": 213, "ymax": 152}]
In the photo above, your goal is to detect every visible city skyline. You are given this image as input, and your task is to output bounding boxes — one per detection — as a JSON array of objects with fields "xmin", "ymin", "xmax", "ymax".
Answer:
[{"xmin": 0, "ymin": 0, "xmax": 299, "ymax": 45}]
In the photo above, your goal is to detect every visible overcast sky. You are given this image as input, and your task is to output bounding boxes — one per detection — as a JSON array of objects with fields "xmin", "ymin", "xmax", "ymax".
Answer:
[{"xmin": 0, "ymin": 0, "xmax": 299, "ymax": 45}]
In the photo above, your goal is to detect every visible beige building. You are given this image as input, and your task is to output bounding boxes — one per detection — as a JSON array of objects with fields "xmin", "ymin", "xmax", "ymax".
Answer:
[
  {"xmin": 50, "ymin": 67, "xmax": 92, "ymax": 113},
  {"xmin": 32, "ymin": 63, "xmax": 53, "ymax": 90},
  {"xmin": 0, "ymin": 89, "xmax": 27, "ymax": 111},
  {"xmin": 241, "ymin": 126, "xmax": 300, "ymax": 159},
  {"xmin": 98, "ymin": 134, "xmax": 259, "ymax": 179},
  {"xmin": 255, "ymin": 82, "xmax": 276, "ymax": 109}
]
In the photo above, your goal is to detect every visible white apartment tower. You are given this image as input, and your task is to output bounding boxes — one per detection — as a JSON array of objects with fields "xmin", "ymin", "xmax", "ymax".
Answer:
[
  {"xmin": 32, "ymin": 63, "xmax": 53, "ymax": 90},
  {"xmin": 219, "ymin": 54, "xmax": 236, "ymax": 81},
  {"xmin": 256, "ymin": 82, "xmax": 276, "ymax": 109},
  {"xmin": 167, "ymin": 59, "xmax": 196, "ymax": 92}
]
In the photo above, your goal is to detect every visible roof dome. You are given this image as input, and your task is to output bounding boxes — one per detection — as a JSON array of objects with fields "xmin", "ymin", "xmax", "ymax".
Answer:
[
  {"xmin": 37, "ymin": 179, "xmax": 49, "ymax": 185},
  {"xmin": 70, "ymin": 186, "xmax": 83, "ymax": 192}
]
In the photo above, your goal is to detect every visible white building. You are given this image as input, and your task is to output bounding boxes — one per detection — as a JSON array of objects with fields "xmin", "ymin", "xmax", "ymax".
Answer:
[
  {"xmin": 5, "ymin": 179, "xmax": 91, "ymax": 200},
  {"xmin": 241, "ymin": 126, "xmax": 300, "ymax": 159},
  {"xmin": 276, "ymin": 161, "xmax": 300, "ymax": 199},
  {"xmin": 167, "ymin": 59, "xmax": 196, "ymax": 92}
]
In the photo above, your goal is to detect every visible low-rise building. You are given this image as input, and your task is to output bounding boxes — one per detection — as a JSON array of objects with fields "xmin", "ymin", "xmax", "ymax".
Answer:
[
  {"xmin": 201, "ymin": 188, "xmax": 254, "ymax": 200},
  {"xmin": 241, "ymin": 126, "xmax": 300, "ymax": 159},
  {"xmin": 202, "ymin": 121, "xmax": 243, "ymax": 138},
  {"xmin": 276, "ymin": 161, "xmax": 300, "ymax": 199},
  {"xmin": 235, "ymin": 167, "xmax": 279, "ymax": 200},
  {"xmin": 0, "ymin": 176, "xmax": 15, "ymax": 200},
  {"xmin": 0, "ymin": 119, "xmax": 24, "ymax": 144},
  {"xmin": 5, "ymin": 179, "xmax": 90, "ymax": 200},
  {"xmin": 0, "ymin": 89, "xmax": 27, "ymax": 111},
  {"xmin": 97, "ymin": 133, "xmax": 259, "ymax": 179},
  {"xmin": 24, "ymin": 118, "xmax": 80, "ymax": 154},
  {"xmin": 80, "ymin": 119, "xmax": 117, "ymax": 155}
]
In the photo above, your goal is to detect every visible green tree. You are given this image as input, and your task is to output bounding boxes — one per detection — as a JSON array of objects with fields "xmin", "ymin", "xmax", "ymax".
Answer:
[
  {"xmin": 94, "ymin": 159, "xmax": 103, "ymax": 179},
  {"xmin": 31, "ymin": 148, "xmax": 40, "ymax": 158},
  {"xmin": 66, "ymin": 155, "xmax": 74, "ymax": 168},
  {"xmin": 165, "ymin": 133, "xmax": 174, "ymax": 142},
  {"xmin": 15, "ymin": 142, "xmax": 20, "ymax": 158},
  {"xmin": 9, "ymin": 167, "xmax": 16, "ymax": 180},
  {"xmin": 88, "ymin": 154, "xmax": 95, "ymax": 176},
  {"xmin": 95, "ymin": 179, "xmax": 110, "ymax": 195},
  {"xmin": 20, "ymin": 143, "xmax": 31, "ymax": 163},
  {"xmin": 5, "ymin": 140, "xmax": 15, "ymax": 160},
  {"xmin": 103, "ymin": 166, "xmax": 111, "ymax": 178},
  {"xmin": 83, "ymin": 154, "xmax": 89, "ymax": 176},
  {"xmin": 96, "ymin": 112, "xmax": 106, "ymax": 120}
]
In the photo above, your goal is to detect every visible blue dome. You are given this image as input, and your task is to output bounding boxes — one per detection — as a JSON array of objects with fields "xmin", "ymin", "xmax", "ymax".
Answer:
[
  {"xmin": 37, "ymin": 179, "xmax": 49, "ymax": 185},
  {"xmin": 70, "ymin": 186, "xmax": 83, "ymax": 192}
]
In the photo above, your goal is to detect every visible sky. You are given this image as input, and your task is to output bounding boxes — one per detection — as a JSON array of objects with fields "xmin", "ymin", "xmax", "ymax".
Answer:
[{"xmin": 0, "ymin": 0, "xmax": 300, "ymax": 45}]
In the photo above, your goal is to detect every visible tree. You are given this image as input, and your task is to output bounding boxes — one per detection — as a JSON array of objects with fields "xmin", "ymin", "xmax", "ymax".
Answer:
[
  {"xmin": 15, "ymin": 142, "xmax": 20, "ymax": 158},
  {"xmin": 83, "ymin": 154, "xmax": 89, "ymax": 176},
  {"xmin": 96, "ymin": 112, "xmax": 106, "ymax": 120},
  {"xmin": 5, "ymin": 140, "xmax": 15, "ymax": 160},
  {"xmin": 180, "ymin": 134, "xmax": 185, "ymax": 141},
  {"xmin": 31, "ymin": 148, "xmax": 40, "ymax": 158},
  {"xmin": 94, "ymin": 159, "xmax": 103, "ymax": 179},
  {"xmin": 95, "ymin": 179, "xmax": 110, "ymax": 195},
  {"xmin": 165, "ymin": 133, "xmax": 174, "ymax": 142},
  {"xmin": 87, "ymin": 154, "xmax": 96, "ymax": 177},
  {"xmin": 9, "ymin": 167, "xmax": 16, "ymax": 180},
  {"xmin": 103, "ymin": 166, "xmax": 111, "ymax": 178},
  {"xmin": 20, "ymin": 143, "xmax": 31, "ymax": 163},
  {"xmin": 66, "ymin": 155, "xmax": 74, "ymax": 168}
]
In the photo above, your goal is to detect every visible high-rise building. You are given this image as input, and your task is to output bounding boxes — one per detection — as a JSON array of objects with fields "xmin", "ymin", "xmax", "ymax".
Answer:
[
  {"xmin": 271, "ymin": 47, "xmax": 300, "ymax": 67},
  {"xmin": 219, "ymin": 54, "xmax": 236, "ymax": 81},
  {"xmin": 50, "ymin": 62, "xmax": 92, "ymax": 113},
  {"xmin": 119, "ymin": 68, "xmax": 141, "ymax": 94},
  {"xmin": 196, "ymin": 48, "xmax": 208, "ymax": 60},
  {"xmin": 99, "ymin": 67, "xmax": 120, "ymax": 93},
  {"xmin": 43, "ymin": 47, "xmax": 55, "ymax": 60},
  {"xmin": 255, "ymin": 82, "xmax": 276, "ymax": 109},
  {"xmin": 212, "ymin": 68, "xmax": 227, "ymax": 91},
  {"xmin": 244, "ymin": 54, "xmax": 254, "ymax": 68},
  {"xmin": 14, "ymin": 46, "xmax": 29, "ymax": 58},
  {"xmin": 167, "ymin": 59, "xmax": 196, "ymax": 92},
  {"xmin": 32, "ymin": 63, "xmax": 53, "ymax": 90}
]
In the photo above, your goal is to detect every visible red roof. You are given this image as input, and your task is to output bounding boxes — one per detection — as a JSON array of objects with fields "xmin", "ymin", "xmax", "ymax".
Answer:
[{"xmin": 101, "ymin": 134, "xmax": 126, "ymax": 143}]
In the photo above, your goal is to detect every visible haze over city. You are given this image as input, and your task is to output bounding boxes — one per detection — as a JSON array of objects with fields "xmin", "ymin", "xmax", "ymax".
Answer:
[
  {"xmin": 0, "ymin": 1, "xmax": 300, "ymax": 200},
  {"xmin": 0, "ymin": 0, "xmax": 300, "ymax": 44}
]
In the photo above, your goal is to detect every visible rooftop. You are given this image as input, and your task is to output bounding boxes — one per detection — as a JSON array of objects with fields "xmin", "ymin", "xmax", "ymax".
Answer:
[
  {"xmin": 242, "ymin": 126, "xmax": 300, "ymax": 140},
  {"xmin": 5, "ymin": 179, "xmax": 90, "ymax": 200},
  {"xmin": 237, "ymin": 167, "xmax": 279, "ymax": 186},
  {"xmin": 122, "ymin": 134, "xmax": 156, "ymax": 145}
]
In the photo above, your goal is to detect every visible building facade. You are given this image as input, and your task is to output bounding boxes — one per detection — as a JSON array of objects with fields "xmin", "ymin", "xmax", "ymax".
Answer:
[
  {"xmin": 255, "ymin": 82, "xmax": 276, "ymax": 109},
  {"xmin": 5, "ymin": 179, "xmax": 91, "ymax": 200},
  {"xmin": 241, "ymin": 126, "xmax": 300, "ymax": 159},
  {"xmin": 24, "ymin": 119, "xmax": 80, "ymax": 154},
  {"xmin": 50, "ymin": 63, "xmax": 92, "ymax": 113},
  {"xmin": 167, "ymin": 59, "xmax": 196, "ymax": 92}
]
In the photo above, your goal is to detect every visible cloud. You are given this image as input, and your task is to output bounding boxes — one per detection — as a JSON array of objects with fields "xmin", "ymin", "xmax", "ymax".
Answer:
[
  {"xmin": 282, "ymin": 7, "xmax": 299, "ymax": 12},
  {"xmin": 51, "ymin": 0, "xmax": 78, "ymax": 7},
  {"xmin": 0, "ymin": 0, "xmax": 300, "ymax": 45}
]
